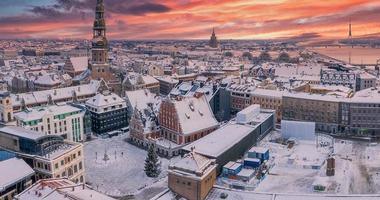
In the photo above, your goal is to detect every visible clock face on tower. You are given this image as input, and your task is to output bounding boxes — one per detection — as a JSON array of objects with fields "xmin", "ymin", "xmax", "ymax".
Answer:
[
  {"xmin": 93, "ymin": 37, "xmax": 107, "ymax": 48},
  {"xmin": 97, "ymin": 40, "xmax": 104, "ymax": 46}
]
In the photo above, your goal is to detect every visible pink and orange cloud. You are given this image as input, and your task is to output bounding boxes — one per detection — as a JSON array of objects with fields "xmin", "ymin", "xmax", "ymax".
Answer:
[{"xmin": 0, "ymin": 0, "xmax": 379, "ymax": 40}]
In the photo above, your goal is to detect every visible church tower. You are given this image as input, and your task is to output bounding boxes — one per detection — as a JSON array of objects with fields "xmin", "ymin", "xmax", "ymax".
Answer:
[
  {"xmin": 209, "ymin": 28, "xmax": 218, "ymax": 48},
  {"xmin": 90, "ymin": 0, "xmax": 121, "ymax": 93}
]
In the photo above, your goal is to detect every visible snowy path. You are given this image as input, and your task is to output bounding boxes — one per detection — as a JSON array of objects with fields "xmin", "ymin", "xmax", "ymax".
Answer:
[{"xmin": 83, "ymin": 134, "xmax": 178, "ymax": 197}]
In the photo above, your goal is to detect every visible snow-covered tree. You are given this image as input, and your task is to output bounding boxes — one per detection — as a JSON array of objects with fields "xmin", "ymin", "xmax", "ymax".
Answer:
[{"xmin": 144, "ymin": 145, "xmax": 161, "ymax": 178}]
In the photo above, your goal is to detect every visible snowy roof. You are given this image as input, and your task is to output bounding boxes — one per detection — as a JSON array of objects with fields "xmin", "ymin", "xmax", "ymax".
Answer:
[
  {"xmin": 0, "ymin": 158, "xmax": 34, "ymax": 192},
  {"xmin": 86, "ymin": 92, "xmax": 125, "ymax": 108},
  {"xmin": 283, "ymin": 92, "xmax": 343, "ymax": 102},
  {"xmin": 237, "ymin": 168, "xmax": 255, "ymax": 177},
  {"xmin": 204, "ymin": 187, "xmax": 380, "ymax": 200},
  {"xmin": 14, "ymin": 104, "xmax": 82, "ymax": 122},
  {"xmin": 172, "ymin": 95, "xmax": 218, "ymax": 135},
  {"xmin": 0, "ymin": 126, "xmax": 45, "ymax": 140},
  {"xmin": 183, "ymin": 123, "xmax": 255, "ymax": 158},
  {"xmin": 170, "ymin": 152, "xmax": 214, "ymax": 176},
  {"xmin": 349, "ymin": 87, "xmax": 380, "ymax": 103},
  {"xmin": 15, "ymin": 178, "xmax": 116, "ymax": 200},
  {"xmin": 125, "ymin": 73, "xmax": 159, "ymax": 86},
  {"xmin": 142, "ymin": 74, "xmax": 160, "ymax": 85},
  {"xmin": 34, "ymin": 74, "xmax": 61, "ymax": 86},
  {"xmin": 249, "ymin": 147, "xmax": 269, "ymax": 154},
  {"xmin": 223, "ymin": 161, "xmax": 241, "ymax": 171},
  {"xmin": 69, "ymin": 56, "xmax": 88, "ymax": 72},
  {"xmin": 251, "ymin": 88, "xmax": 286, "ymax": 98},
  {"xmin": 125, "ymin": 89, "xmax": 158, "ymax": 111},
  {"xmin": 11, "ymin": 80, "xmax": 100, "ymax": 107},
  {"xmin": 275, "ymin": 63, "xmax": 322, "ymax": 77},
  {"xmin": 155, "ymin": 76, "xmax": 179, "ymax": 84}
]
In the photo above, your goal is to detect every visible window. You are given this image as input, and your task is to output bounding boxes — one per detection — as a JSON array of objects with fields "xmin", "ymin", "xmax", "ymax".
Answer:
[
  {"xmin": 55, "ymin": 163, "xmax": 58, "ymax": 169},
  {"xmin": 61, "ymin": 160, "xmax": 64, "ymax": 166}
]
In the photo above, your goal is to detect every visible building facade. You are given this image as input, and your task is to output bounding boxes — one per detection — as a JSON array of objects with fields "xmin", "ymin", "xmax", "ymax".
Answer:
[
  {"xmin": 158, "ymin": 95, "xmax": 219, "ymax": 145},
  {"xmin": 282, "ymin": 94, "xmax": 341, "ymax": 133},
  {"xmin": 86, "ymin": 92, "xmax": 128, "ymax": 135},
  {"xmin": 0, "ymin": 158, "xmax": 34, "ymax": 200},
  {"xmin": 14, "ymin": 104, "xmax": 85, "ymax": 142},
  {"xmin": 0, "ymin": 91, "xmax": 14, "ymax": 124},
  {"xmin": 168, "ymin": 152, "xmax": 217, "ymax": 200},
  {"xmin": 0, "ymin": 126, "xmax": 85, "ymax": 184},
  {"xmin": 251, "ymin": 89, "xmax": 283, "ymax": 123},
  {"xmin": 228, "ymin": 85, "xmax": 253, "ymax": 114}
]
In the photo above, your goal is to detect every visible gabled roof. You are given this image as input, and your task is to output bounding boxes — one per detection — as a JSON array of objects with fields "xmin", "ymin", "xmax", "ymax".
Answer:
[
  {"xmin": 125, "ymin": 89, "xmax": 158, "ymax": 112},
  {"xmin": 171, "ymin": 95, "xmax": 218, "ymax": 135},
  {"xmin": 69, "ymin": 56, "xmax": 88, "ymax": 72},
  {"xmin": 170, "ymin": 151, "xmax": 213, "ymax": 176}
]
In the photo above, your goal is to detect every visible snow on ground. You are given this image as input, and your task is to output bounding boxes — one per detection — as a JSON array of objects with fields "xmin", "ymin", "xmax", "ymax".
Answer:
[
  {"xmin": 83, "ymin": 134, "xmax": 179, "ymax": 198},
  {"xmin": 255, "ymin": 137, "xmax": 328, "ymax": 193},
  {"xmin": 254, "ymin": 131, "xmax": 380, "ymax": 195}
]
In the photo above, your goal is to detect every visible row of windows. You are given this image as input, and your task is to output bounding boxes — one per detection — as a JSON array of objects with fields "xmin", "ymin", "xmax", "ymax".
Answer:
[{"xmin": 57, "ymin": 150, "xmax": 82, "ymax": 168}]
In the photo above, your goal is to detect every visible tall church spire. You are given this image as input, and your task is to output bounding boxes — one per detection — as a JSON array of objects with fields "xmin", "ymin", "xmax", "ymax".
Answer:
[
  {"xmin": 209, "ymin": 27, "xmax": 218, "ymax": 48},
  {"xmin": 90, "ymin": 0, "xmax": 121, "ymax": 94},
  {"xmin": 91, "ymin": 0, "xmax": 108, "ymax": 66}
]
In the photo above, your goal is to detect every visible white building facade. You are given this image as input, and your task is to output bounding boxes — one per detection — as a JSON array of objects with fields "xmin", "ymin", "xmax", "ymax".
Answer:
[{"xmin": 14, "ymin": 104, "xmax": 85, "ymax": 142}]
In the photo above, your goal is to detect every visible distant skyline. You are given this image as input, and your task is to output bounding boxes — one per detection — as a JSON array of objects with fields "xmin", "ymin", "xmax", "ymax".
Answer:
[{"xmin": 1, "ymin": 0, "xmax": 380, "ymax": 40}]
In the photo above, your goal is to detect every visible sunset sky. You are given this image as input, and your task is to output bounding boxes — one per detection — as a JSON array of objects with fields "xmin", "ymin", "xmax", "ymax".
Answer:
[{"xmin": 0, "ymin": 0, "xmax": 380, "ymax": 40}]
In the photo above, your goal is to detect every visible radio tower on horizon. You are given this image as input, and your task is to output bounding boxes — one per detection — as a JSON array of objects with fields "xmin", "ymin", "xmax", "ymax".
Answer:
[{"xmin": 348, "ymin": 17, "xmax": 353, "ymax": 48}]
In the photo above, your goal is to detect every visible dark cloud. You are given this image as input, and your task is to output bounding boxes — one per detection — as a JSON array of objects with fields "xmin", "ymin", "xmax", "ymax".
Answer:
[
  {"xmin": 285, "ymin": 32, "xmax": 322, "ymax": 41},
  {"xmin": 0, "ymin": 0, "xmax": 171, "ymax": 25},
  {"xmin": 29, "ymin": 6, "xmax": 65, "ymax": 18},
  {"xmin": 121, "ymin": 3, "xmax": 171, "ymax": 15},
  {"xmin": 35, "ymin": 0, "xmax": 171, "ymax": 17}
]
